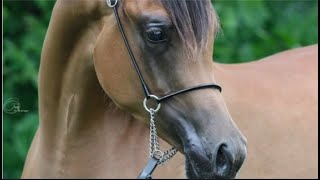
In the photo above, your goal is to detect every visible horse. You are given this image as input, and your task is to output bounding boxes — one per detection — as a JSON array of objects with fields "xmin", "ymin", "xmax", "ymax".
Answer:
[{"xmin": 21, "ymin": 0, "xmax": 318, "ymax": 179}]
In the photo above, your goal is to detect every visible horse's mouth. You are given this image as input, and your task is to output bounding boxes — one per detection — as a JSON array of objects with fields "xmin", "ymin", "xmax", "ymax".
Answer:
[{"xmin": 160, "ymin": 109, "xmax": 245, "ymax": 179}]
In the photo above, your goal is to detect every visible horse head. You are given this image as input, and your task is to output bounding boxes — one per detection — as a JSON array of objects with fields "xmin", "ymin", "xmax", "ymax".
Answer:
[{"xmin": 93, "ymin": 0, "xmax": 247, "ymax": 178}]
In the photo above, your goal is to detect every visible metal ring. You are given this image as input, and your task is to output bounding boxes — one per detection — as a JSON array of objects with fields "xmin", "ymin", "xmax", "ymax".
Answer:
[
  {"xmin": 106, "ymin": 0, "xmax": 118, "ymax": 8},
  {"xmin": 152, "ymin": 150, "xmax": 164, "ymax": 161},
  {"xmin": 143, "ymin": 95, "xmax": 161, "ymax": 113}
]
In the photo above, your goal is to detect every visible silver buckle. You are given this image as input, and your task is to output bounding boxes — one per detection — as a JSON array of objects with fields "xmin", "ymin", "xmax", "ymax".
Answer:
[
  {"xmin": 143, "ymin": 95, "xmax": 161, "ymax": 113},
  {"xmin": 106, "ymin": 0, "xmax": 118, "ymax": 8}
]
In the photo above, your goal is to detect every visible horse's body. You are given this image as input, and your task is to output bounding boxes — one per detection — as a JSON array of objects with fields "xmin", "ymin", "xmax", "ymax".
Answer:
[
  {"xmin": 21, "ymin": 0, "xmax": 318, "ymax": 178},
  {"xmin": 216, "ymin": 45, "xmax": 318, "ymax": 178}
]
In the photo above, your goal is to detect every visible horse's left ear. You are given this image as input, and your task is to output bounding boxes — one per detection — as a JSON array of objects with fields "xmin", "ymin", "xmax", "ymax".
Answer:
[{"xmin": 106, "ymin": 0, "xmax": 118, "ymax": 8}]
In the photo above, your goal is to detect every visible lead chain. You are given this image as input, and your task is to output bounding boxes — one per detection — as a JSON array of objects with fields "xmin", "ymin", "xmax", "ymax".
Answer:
[{"xmin": 148, "ymin": 109, "xmax": 177, "ymax": 165}]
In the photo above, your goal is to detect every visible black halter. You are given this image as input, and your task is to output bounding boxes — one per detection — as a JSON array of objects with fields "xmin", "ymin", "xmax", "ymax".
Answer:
[
  {"xmin": 106, "ymin": 1, "xmax": 222, "ymax": 178},
  {"xmin": 108, "ymin": 0, "xmax": 222, "ymax": 103}
]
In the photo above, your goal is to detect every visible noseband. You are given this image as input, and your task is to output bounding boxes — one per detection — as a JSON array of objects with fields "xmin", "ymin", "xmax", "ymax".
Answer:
[{"xmin": 106, "ymin": 0, "xmax": 222, "ymax": 178}]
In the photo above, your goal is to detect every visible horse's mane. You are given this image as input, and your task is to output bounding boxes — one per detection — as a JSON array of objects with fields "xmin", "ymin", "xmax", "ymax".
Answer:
[{"xmin": 160, "ymin": 0, "xmax": 220, "ymax": 57}]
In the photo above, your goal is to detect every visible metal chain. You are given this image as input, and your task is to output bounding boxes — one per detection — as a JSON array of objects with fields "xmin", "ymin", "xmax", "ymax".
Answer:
[
  {"xmin": 160, "ymin": 147, "xmax": 177, "ymax": 165},
  {"xmin": 148, "ymin": 109, "xmax": 177, "ymax": 165},
  {"xmin": 149, "ymin": 109, "xmax": 159, "ymax": 157}
]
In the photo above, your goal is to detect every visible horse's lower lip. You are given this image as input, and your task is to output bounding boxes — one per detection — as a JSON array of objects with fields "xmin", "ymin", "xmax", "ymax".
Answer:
[
  {"xmin": 185, "ymin": 155, "xmax": 202, "ymax": 178},
  {"xmin": 185, "ymin": 154, "xmax": 236, "ymax": 179},
  {"xmin": 185, "ymin": 154, "xmax": 214, "ymax": 179}
]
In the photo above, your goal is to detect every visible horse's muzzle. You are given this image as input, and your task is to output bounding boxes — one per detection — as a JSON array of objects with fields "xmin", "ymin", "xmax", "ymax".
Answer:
[{"xmin": 184, "ymin": 137, "xmax": 247, "ymax": 179}]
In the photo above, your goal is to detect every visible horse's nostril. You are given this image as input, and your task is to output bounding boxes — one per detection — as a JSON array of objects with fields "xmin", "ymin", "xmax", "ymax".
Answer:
[{"xmin": 216, "ymin": 145, "xmax": 228, "ymax": 173}]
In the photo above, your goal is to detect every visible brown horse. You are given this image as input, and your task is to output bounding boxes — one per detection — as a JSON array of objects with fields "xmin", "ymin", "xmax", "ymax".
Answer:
[{"xmin": 21, "ymin": 0, "xmax": 318, "ymax": 179}]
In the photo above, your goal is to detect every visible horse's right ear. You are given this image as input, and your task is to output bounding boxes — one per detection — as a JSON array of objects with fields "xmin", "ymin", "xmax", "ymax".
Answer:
[{"xmin": 106, "ymin": 0, "xmax": 118, "ymax": 8}]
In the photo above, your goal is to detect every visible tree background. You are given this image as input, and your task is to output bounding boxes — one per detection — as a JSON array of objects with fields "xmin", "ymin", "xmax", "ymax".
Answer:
[{"xmin": 3, "ymin": 0, "xmax": 318, "ymax": 178}]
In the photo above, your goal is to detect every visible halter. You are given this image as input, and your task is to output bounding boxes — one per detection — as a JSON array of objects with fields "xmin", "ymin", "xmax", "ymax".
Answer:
[{"xmin": 106, "ymin": 0, "xmax": 222, "ymax": 178}]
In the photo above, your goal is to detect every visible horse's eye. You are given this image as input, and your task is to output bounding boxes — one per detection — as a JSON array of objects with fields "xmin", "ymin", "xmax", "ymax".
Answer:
[{"xmin": 145, "ymin": 27, "xmax": 167, "ymax": 43}]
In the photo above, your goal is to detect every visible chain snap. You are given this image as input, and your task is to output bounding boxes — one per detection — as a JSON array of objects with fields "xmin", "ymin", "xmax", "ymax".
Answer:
[
  {"xmin": 143, "ymin": 95, "xmax": 161, "ymax": 113},
  {"xmin": 152, "ymin": 150, "xmax": 164, "ymax": 161}
]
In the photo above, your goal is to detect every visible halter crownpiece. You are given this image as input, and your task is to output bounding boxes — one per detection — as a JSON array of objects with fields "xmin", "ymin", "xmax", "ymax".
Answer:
[{"xmin": 106, "ymin": 0, "xmax": 222, "ymax": 178}]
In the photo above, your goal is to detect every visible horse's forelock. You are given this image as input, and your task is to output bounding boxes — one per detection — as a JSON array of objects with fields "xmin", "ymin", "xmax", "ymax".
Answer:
[{"xmin": 160, "ymin": 0, "xmax": 220, "ymax": 59}]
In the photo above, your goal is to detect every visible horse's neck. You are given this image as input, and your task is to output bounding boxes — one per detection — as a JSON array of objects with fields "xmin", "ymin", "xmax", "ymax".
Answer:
[
  {"xmin": 22, "ymin": 2, "xmax": 186, "ymax": 178},
  {"xmin": 37, "ymin": 23, "xmax": 165, "ymax": 176},
  {"xmin": 37, "ymin": 50, "xmax": 185, "ymax": 178},
  {"xmin": 29, "ymin": 9, "xmax": 184, "ymax": 179}
]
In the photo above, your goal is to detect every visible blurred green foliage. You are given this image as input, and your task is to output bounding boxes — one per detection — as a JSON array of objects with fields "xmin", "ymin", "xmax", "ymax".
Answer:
[
  {"xmin": 3, "ymin": 0, "xmax": 56, "ymax": 178},
  {"xmin": 212, "ymin": 0, "xmax": 318, "ymax": 63},
  {"xmin": 3, "ymin": 0, "xmax": 318, "ymax": 178}
]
